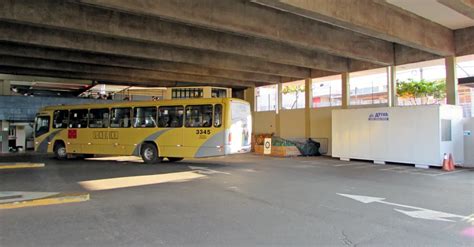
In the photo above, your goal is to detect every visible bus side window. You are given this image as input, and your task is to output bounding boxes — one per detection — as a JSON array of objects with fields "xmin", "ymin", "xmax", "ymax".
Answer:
[
  {"xmin": 53, "ymin": 110, "xmax": 68, "ymax": 129},
  {"xmin": 185, "ymin": 105, "xmax": 213, "ymax": 128},
  {"xmin": 133, "ymin": 107, "xmax": 157, "ymax": 128},
  {"xmin": 110, "ymin": 108, "xmax": 131, "ymax": 128},
  {"xmin": 158, "ymin": 106, "xmax": 183, "ymax": 128},
  {"xmin": 89, "ymin": 108, "xmax": 110, "ymax": 128},
  {"xmin": 69, "ymin": 109, "xmax": 88, "ymax": 128},
  {"xmin": 214, "ymin": 104, "xmax": 222, "ymax": 128}
]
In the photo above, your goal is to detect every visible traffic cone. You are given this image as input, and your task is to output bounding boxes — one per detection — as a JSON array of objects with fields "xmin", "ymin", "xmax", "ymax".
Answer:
[
  {"xmin": 442, "ymin": 153, "xmax": 451, "ymax": 171},
  {"xmin": 448, "ymin": 153, "xmax": 455, "ymax": 171}
]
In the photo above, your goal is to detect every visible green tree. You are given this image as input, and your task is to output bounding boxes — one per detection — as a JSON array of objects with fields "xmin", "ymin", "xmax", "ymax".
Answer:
[
  {"xmin": 396, "ymin": 79, "xmax": 446, "ymax": 105},
  {"xmin": 282, "ymin": 84, "xmax": 305, "ymax": 109}
]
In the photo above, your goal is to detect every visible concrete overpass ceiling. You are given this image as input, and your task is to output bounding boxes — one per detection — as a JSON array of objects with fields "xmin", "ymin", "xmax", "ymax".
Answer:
[
  {"xmin": 387, "ymin": 0, "xmax": 474, "ymax": 29},
  {"xmin": 0, "ymin": 0, "xmax": 472, "ymax": 89}
]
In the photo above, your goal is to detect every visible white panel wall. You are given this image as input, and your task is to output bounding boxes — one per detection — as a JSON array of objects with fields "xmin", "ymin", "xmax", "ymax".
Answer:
[
  {"xmin": 439, "ymin": 105, "xmax": 464, "ymax": 164},
  {"xmin": 463, "ymin": 118, "xmax": 474, "ymax": 167},
  {"xmin": 332, "ymin": 105, "xmax": 464, "ymax": 166}
]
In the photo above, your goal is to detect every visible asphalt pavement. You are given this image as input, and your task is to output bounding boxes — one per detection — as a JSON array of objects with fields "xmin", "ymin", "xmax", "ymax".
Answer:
[{"xmin": 0, "ymin": 153, "xmax": 473, "ymax": 246}]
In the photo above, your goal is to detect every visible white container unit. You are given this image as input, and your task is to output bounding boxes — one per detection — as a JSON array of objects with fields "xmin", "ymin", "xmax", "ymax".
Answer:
[{"xmin": 332, "ymin": 105, "xmax": 464, "ymax": 167}]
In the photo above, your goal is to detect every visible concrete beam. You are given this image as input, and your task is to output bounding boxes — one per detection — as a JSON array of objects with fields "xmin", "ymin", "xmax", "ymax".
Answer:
[
  {"xmin": 0, "ymin": 43, "xmax": 281, "ymax": 83},
  {"xmin": 438, "ymin": 0, "xmax": 474, "ymax": 19},
  {"xmin": 349, "ymin": 61, "xmax": 384, "ymax": 73},
  {"xmin": 0, "ymin": 0, "xmax": 348, "ymax": 73},
  {"xmin": 0, "ymin": 74, "xmax": 90, "ymax": 85},
  {"xmin": 0, "ymin": 66, "xmax": 178, "ymax": 87},
  {"xmin": 0, "ymin": 22, "xmax": 310, "ymax": 79},
  {"xmin": 455, "ymin": 26, "xmax": 474, "ymax": 56},
  {"xmin": 76, "ymin": 0, "xmax": 394, "ymax": 65},
  {"xmin": 252, "ymin": 0, "xmax": 455, "ymax": 56},
  {"xmin": 394, "ymin": 44, "xmax": 441, "ymax": 66},
  {"xmin": 0, "ymin": 56, "xmax": 257, "ymax": 88}
]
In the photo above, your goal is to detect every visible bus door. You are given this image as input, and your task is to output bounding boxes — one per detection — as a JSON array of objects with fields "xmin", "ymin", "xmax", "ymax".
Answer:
[
  {"xmin": 156, "ymin": 105, "xmax": 184, "ymax": 157},
  {"xmin": 182, "ymin": 104, "xmax": 225, "ymax": 158},
  {"xmin": 34, "ymin": 114, "xmax": 51, "ymax": 153},
  {"xmin": 86, "ymin": 108, "xmax": 111, "ymax": 154},
  {"xmin": 109, "ymin": 107, "xmax": 134, "ymax": 155},
  {"xmin": 68, "ymin": 109, "xmax": 89, "ymax": 154}
]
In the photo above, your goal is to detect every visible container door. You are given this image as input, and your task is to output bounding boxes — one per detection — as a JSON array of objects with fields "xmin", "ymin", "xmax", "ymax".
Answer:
[{"xmin": 227, "ymin": 101, "xmax": 252, "ymax": 154}]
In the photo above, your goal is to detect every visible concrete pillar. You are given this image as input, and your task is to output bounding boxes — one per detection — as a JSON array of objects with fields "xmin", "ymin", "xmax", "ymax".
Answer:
[
  {"xmin": 275, "ymin": 82, "xmax": 283, "ymax": 136},
  {"xmin": 244, "ymin": 87, "xmax": 255, "ymax": 112},
  {"xmin": 387, "ymin": 66, "xmax": 398, "ymax": 107},
  {"xmin": 0, "ymin": 80, "xmax": 11, "ymax": 95},
  {"xmin": 0, "ymin": 120, "xmax": 9, "ymax": 153},
  {"xmin": 244, "ymin": 87, "xmax": 256, "ymax": 136},
  {"xmin": 445, "ymin": 56, "xmax": 458, "ymax": 105},
  {"xmin": 304, "ymin": 78, "xmax": 312, "ymax": 138},
  {"xmin": 341, "ymin": 72, "xmax": 350, "ymax": 109},
  {"xmin": 16, "ymin": 125, "xmax": 26, "ymax": 151}
]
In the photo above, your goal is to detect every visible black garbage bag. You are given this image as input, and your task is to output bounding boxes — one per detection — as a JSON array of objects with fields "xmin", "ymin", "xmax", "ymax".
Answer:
[{"xmin": 295, "ymin": 138, "xmax": 321, "ymax": 156}]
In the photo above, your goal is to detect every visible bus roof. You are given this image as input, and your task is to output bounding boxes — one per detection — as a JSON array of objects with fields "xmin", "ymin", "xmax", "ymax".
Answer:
[{"xmin": 40, "ymin": 97, "xmax": 249, "ymax": 112}]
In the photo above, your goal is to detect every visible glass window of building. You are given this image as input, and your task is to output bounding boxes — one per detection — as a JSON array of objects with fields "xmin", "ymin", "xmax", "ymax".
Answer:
[
  {"xmin": 172, "ymin": 88, "xmax": 203, "ymax": 99},
  {"xmin": 396, "ymin": 59, "xmax": 446, "ymax": 106},
  {"xmin": 281, "ymin": 80, "xmax": 305, "ymax": 109},
  {"xmin": 312, "ymin": 75, "xmax": 342, "ymax": 108},
  {"xmin": 350, "ymin": 68, "xmax": 388, "ymax": 106},
  {"xmin": 211, "ymin": 88, "xmax": 227, "ymax": 98},
  {"xmin": 255, "ymin": 84, "xmax": 277, "ymax": 112},
  {"xmin": 457, "ymin": 55, "xmax": 474, "ymax": 117}
]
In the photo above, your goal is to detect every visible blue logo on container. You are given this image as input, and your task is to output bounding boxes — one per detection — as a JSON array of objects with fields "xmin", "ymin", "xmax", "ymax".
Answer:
[{"xmin": 368, "ymin": 112, "xmax": 389, "ymax": 121}]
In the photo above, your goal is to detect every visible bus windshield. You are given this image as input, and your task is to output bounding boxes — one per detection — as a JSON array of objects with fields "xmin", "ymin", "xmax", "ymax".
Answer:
[{"xmin": 35, "ymin": 116, "xmax": 50, "ymax": 137}]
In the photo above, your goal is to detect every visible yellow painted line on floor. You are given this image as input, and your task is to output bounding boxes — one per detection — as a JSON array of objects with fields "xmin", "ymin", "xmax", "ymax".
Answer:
[
  {"xmin": 79, "ymin": 171, "xmax": 206, "ymax": 191},
  {"xmin": 0, "ymin": 192, "xmax": 89, "ymax": 210},
  {"xmin": 0, "ymin": 163, "xmax": 45, "ymax": 169}
]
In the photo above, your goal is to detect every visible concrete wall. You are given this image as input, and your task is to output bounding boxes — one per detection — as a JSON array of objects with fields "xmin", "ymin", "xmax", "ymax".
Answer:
[
  {"xmin": 253, "ymin": 111, "xmax": 276, "ymax": 134},
  {"xmin": 464, "ymin": 118, "xmax": 474, "ymax": 167},
  {"xmin": 254, "ymin": 108, "xmax": 335, "ymax": 154},
  {"xmin": 0, "ymin": 95, "xmax": 110, "ymax": 121},
  {"xmin": 280, "ymin": 109, "xmax": 305, "ymax": 139},
  {"xmin": 310, "ymin": 107, "xmax": 339, "ymax": 154}
]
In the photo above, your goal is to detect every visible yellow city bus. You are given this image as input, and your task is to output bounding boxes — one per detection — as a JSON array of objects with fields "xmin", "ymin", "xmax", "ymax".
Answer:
[{"xmin": 34, "ymin": 98, "xmax": 252, "ymax": 163}]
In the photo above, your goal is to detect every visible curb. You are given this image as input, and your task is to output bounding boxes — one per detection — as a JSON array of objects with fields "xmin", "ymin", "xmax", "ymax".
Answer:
[
  {"xmin": 0, "ymin": 163, "xmax": 45, "ymax": 169},
  {"xmin": 0, "ymin": 192, "xmax": 90, "ymax": 209}
]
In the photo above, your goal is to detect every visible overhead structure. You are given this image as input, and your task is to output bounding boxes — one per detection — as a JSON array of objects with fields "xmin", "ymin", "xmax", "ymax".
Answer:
[{"xmin": 0, "ymin": 0, "xmax": 472, "ymax": 88}]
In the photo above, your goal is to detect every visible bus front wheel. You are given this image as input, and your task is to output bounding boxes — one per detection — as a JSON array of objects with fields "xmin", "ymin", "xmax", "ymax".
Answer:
[
  {"xmin": 54, "ymin": 142, "xmax": 67, "ymax": 160},
  {"xmin": 141, "ymin": 143, "xmax": 162, "ymax": 164}
]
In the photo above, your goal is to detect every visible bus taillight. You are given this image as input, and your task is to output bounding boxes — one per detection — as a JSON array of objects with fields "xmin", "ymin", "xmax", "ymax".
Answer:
[{"xmin": 228, "ymin": 132, "xmax": 232, "ymax": 143}]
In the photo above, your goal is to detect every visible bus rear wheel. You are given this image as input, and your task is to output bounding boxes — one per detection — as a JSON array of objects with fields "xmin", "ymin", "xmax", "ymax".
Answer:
[
  {"xmin": 54, "ymin": 142, "xmax": 67, "ymax": 160},
  {"xmin": 141, "ymin": 143, "xmax": 162, "ymax": 164},
  {"xmin": 168, "ymin": 157, "xmax": 184, "ymax": 162}
]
